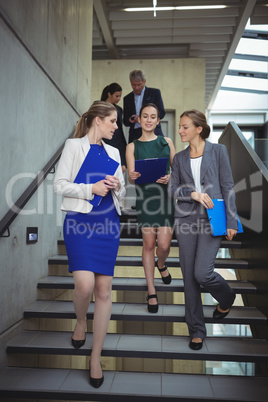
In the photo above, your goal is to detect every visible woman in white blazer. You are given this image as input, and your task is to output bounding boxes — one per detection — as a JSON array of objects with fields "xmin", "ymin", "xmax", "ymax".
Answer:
[
  {"xmin": 169, "ymin": 110, "xmax": 238, "ymax": 351},
  {"xmin": 54, "ymin": 101, "xmax": 126, "ymax": 388}
]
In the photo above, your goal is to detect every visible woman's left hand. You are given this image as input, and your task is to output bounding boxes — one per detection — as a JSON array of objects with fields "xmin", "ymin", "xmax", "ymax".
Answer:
[
  {"xmin": 104, "ymin": 175, "xmax": 120, "ymax": 191},
  {"xmin": 156, "ymin": 174, "xmax": 170, "ymax": 185},
  {"xmin": 226, "ymin": 228, "xmax": 237, "ymax": 241}
]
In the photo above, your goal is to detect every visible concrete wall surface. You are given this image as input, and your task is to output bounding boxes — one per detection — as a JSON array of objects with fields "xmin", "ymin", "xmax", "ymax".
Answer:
[
  {"xmin": 91, "ymin": 58, "xmax": 205, "ymax": 151},
  {"xmin": 0, "ymin": 0, "xmax": 93, "ymax": 368},
  {"xmin": 0, "ymin": 0, "xmax": 205, "ymax": 371}
]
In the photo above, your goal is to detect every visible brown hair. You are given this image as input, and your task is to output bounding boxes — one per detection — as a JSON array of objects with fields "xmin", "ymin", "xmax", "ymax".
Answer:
[
  {"xmin": 74, "ymin": 101, "xmax": 116, "ymax": 138},
  {"xmin": 180, "ymin": 109, "xmax": 210, "ymax": 139},
  {"xmin": 140, "ymin": 103, "xmax": 160, "ymax": 118},
  {"xmin": 100, "ymin": 83, "xmax": 122, "ymax": 101}
]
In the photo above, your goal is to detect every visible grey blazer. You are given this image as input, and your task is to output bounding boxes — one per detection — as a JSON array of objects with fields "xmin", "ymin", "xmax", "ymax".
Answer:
[{"xmin": 169, "ymin": 141, "xmax": 238, "ymax": 229}]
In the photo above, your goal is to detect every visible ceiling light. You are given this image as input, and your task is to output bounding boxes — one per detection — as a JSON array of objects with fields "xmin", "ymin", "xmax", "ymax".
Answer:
[
  {"xmin": 124, "ymin": 7, "xmax": 174, "ymax": 12},
  {"xmin": 124, "ymin": 5, "xmax": 227, "ymax": 12},
  {"xmin": 153, "ymin": 0, "xmax": 157, "ymax": 17},
  {"xmin": 176, "ymin": 5, "xmax": 226, "ymax": 10}
]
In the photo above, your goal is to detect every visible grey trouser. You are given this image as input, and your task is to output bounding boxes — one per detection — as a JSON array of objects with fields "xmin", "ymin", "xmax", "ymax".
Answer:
[{"xmin": 175, "ymin": 217, "xmax": 236, "ymax": 340}]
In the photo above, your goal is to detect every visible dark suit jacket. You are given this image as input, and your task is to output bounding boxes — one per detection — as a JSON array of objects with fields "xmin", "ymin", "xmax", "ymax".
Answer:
[
  {"xmin": 123, "ymin": 87, "xmax": 165, "ymax": 140},
  {"xmin": 169, "ymin": 141, "xmax": 238, "ymax": 229}
]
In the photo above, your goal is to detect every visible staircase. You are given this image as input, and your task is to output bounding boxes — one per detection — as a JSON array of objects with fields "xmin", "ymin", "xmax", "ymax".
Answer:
[{"xmin": 0, "ymin": 210, "xmax": 268, "ymax": 401}]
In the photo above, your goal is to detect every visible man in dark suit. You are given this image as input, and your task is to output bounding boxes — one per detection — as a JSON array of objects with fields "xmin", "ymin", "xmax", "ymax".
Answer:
[{"xmin": 123, "ymin": 70, "xmax": 166, "ymax": 143}]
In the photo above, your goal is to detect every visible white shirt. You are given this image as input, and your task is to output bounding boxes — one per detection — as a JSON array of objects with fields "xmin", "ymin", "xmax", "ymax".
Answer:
[
  {"xmin": 134, "ymin": 86, "xmax": 145, "ymax": 129},
  {"xmin": 190, "ymin": 156, "xmax": 203, "ymax": 193}
]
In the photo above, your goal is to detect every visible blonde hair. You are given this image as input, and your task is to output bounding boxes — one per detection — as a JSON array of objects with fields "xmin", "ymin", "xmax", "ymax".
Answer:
[{"xmin": 74, "ymin": 101, "xmax": 116, "ymax": 138}]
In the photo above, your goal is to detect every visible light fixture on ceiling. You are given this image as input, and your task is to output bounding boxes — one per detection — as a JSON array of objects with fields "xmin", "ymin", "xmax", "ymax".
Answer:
[
  {"xmin": 153, "ymin": 0, "xmax": 157, "ymax": 17},
  {"xmin": 124, "ymin": 5, "xmax": 227, "ymax": 12}
]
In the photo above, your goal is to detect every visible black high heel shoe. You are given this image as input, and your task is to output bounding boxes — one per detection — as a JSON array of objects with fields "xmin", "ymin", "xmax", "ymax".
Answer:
[
  {"xmin": 89, "ymin": 373, "xmax": 104, "ymax": 388},
  {"xmin": 71, "ymin": 337, "xmax": 86, "ymax": 349},
  {"xmin": 146, "ymin": 294, "xmax": 158, "ymax": 313},
  {"xmin": 156, "ymin": 260, "xmax": 172, "ymax": 284},
  {"xmin": 71, "ymin": 324, "xmax": 86, "ymax": 349},
  {"xmin": 89, "ymin": 363, "xmax": 104, "ymax": 388}
]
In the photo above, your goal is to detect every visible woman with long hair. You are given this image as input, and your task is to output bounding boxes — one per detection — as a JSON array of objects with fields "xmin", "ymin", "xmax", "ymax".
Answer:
[
  {"xmin": 101, "ymin": 83, "xmax": 127, "ymax": 173},
  {"xmin": 54, "ymin": 101, "xmax": 126, "ymax": 387},
  {"xmin": 126, "ymin": 103, "xmax": 175, "ymax": 313}
]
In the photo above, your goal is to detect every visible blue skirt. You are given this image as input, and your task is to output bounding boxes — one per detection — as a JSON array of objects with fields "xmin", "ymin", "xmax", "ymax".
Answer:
[{"xmin": 63, "ymin": 192, "xmax": 120, "ymax": 276}]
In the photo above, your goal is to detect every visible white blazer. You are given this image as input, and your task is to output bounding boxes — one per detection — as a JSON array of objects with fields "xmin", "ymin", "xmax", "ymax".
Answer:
[{"xmin": 54, "ymin": 135, "xmax": 126, "ymax": 215}]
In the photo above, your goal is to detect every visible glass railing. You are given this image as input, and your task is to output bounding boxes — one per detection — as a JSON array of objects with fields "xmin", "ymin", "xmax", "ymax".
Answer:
[{"xmin": 254, "ymin": 138, "xmax": 268, "ymax": 168}]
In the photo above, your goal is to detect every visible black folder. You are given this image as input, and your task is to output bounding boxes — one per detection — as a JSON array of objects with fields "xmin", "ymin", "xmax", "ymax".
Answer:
[
  {"xmin": 206, "ymin": 199, "xmax": 243, "ymax": 236},
  {"xmin": 135, "ymin": 157, "xmax": 168, "ymax": 184}
]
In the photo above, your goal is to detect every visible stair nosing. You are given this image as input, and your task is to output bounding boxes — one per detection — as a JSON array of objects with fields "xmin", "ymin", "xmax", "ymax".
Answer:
[
  {"xmin": 6, "ymin": 331, "xmax": 268, "ymax": 363},
  {"xmin": 58, "ymin": 237, "xmax": 245, "ymax": 249},
  {"xmin": 49, "ymin": 254, "xmax": 250, "ymax": 269},
  {"xmin": 23, "ymin": 300, "xmax": 267, "ymax": 325},
  {"xmin": 37, "ymin": 276, "xmax": 258, "ymax": 294}
]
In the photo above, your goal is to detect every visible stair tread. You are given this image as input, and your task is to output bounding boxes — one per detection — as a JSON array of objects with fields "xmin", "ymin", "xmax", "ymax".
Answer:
[
  {"xmin": 0, "ymin": 367, "xmax": 267, "ymax": 401},
  {"xmin": 49, "ymin": 254, "xmax": 249, "ymax": 268},
  {"xmin": 7, "ymin": 331, "xmax": 268, "ymax": 362},
  {"xmin": 37, "ymin": 276, "xmax": 258, "ymax": 294},
  {"xmin": 24, "ymin": 300, "xmax": 267, "ymax": 325},
  {"xmin": 118, "ymin": 237, "xmax": 244, "ymax": 248},
  {"xmin": 58, "ymin": 238, "xmax": 244, "ymax": 249}
]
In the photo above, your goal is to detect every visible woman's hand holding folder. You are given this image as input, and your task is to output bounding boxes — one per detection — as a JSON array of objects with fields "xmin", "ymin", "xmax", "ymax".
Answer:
[
  {"xmin": 156, "ymin": 174, "xmax": 170, "ymax": 185},
  {"xmin": 92, "ymin": 175, "xmax": 121, "ymax": 197},
  {"xmin": 104, "ymin": 175, "xmax": 121, "ymax": 191},
  {"xmin": 129, "ymin": 169, "xmax": 141, "ymax": 184},
  {"xmin": 225, "ymin": 228, "xmax": 237, "ymax": 241},
  {"xmin": 92, "ymin": 180, "xmax": 110, "ymax": 197}
]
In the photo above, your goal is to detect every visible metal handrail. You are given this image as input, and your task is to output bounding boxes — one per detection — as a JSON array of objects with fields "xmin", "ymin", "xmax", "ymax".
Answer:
[
  {"xmin": 0, "ymin": 10, "xmax": 80, "ymax": 238},
  {"xmin": 0, "ymin": 135, "xmax": 73, "ymax": 238}
]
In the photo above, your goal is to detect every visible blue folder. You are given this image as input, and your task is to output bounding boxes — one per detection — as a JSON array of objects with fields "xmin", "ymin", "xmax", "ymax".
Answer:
[
  {"xmin": 135, "ymin": 157, "xmax": 168, "ymax": 184},
  {"xmin": 74, "ymin": 147, "xmax": 119, "ymax": 207},
  {"xmin": 206, "ymin": 199, "xmax": 243, "ymax": 236}
]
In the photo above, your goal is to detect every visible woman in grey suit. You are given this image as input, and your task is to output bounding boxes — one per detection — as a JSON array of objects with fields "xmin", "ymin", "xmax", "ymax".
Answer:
[{"xmin": 169, "ymin": 110, "xmax": 238, "ymax": 351}]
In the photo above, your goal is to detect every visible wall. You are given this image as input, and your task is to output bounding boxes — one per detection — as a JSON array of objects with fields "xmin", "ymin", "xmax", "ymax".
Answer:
[
  {"xmin": 91, "ymin": 58, "xmax": 206, "ymax": 151},
  {"xmin": 0, "ymin": 0, "xmax": 93, "ymax": 368}
]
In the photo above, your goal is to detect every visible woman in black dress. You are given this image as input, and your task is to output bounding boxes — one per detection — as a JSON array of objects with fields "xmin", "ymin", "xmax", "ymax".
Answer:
[{"xmin": 101, "ymin": 83, "xmax": 127, "ymax": 173}]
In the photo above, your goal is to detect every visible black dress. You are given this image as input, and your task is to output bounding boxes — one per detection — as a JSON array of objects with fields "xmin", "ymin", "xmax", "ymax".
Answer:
[{"xmin": 103, "ymin": 104, "xmax": 127, "ymax": 166}]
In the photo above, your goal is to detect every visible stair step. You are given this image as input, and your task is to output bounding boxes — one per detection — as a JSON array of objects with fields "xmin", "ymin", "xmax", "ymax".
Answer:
[
  {"xmin": 49, "ymin": 255, "xmax": 249, "ymax": 269},
  {"xmin": 118, "ymin": 237, "xmax": 244, "ymax": 249},
  {"xmin": 37, "ymin": 276, "xmax": 258, "ymax": 294},
  {"xmin": 0, "ymin": 367, "xmax": 267, "ymax": 401},
  {"xmin": 24, "ymin": 300, "xmax": 267, "ymax": 325},
  {"xmin": 7, "ymin": 331, "xmax": 268, "ymax": 363},
  {"xmin": 113, "ymin": 221, "xmax": 247, "ymax": 246},
  {"xmin": 119, "ymin": 221, "xmax": 245, "ymax": 241},
  {"xmin": 58, "ymin": 237, "xmax": 244, "ymax": 249}
]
